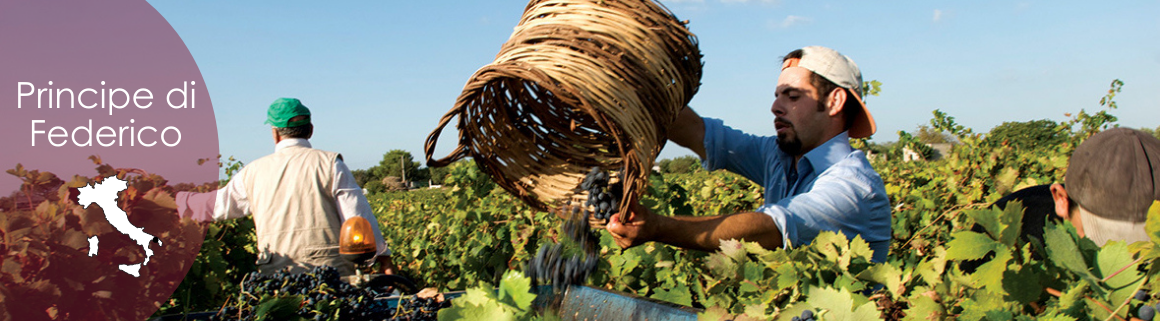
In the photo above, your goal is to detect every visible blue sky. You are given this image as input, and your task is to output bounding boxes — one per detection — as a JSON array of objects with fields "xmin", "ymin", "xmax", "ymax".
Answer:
[{"xmin": 147, "ymin": 1, "xmax": 1160, "ymax": 172}]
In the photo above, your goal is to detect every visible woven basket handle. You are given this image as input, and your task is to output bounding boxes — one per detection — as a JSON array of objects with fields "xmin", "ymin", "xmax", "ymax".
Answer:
[{"xmin": 424, "ymin": 106, "xmax": 471, "ymax": 167}]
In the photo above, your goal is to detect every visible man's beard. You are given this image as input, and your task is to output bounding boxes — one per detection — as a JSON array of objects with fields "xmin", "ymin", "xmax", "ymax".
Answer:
[
  {"xmin": 777, "ymin": 134, "xmax": 803, "ymax": 155},
  {"xmin": 775, "ymin": 116, "xmax": 803, "ymax": 155},
  {"xmin": 775, "ymin": 100, "xmax": 827, "ymax": 156}
]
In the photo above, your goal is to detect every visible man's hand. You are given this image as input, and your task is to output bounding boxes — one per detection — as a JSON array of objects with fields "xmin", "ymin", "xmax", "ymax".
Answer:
[
  {"xmin": 605, "ymin": 201, "xmax": 658, "ymax": 249},
  {"xmin": 376, "ymin": 255, "xmax": 398, "ymax": 275}
]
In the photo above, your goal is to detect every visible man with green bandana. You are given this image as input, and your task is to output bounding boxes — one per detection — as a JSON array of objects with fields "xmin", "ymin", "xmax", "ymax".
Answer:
[{"xmin": 175, "ymin": 98, "xmax": 397, "ymax": 276}]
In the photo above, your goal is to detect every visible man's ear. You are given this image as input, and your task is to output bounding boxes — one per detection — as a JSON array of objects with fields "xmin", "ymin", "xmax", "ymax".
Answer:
[
  {"xmin": 272, "ymin": 127, "xmax": 282, "ymax": 144},
  {"xmin": 827, "ymin": 88, "xmax": 846, "ymax": 117},
  {"xmin": 1049, "ymin": 183, "xmax": 1070, "ymax": 219}
]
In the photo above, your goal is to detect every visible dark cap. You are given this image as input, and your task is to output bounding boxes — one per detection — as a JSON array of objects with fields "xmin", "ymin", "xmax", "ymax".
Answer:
[{"xmin": 1066, "ymin": 127, "xmax": 1160, "ymax": 222}]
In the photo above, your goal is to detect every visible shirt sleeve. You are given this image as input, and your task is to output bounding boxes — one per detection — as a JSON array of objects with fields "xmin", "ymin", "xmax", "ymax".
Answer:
[
  {"xmin": 756, "ymin": 162, "xmax": 892, "ymax": 262},
  {"xmin": 212, "ymin": 174, "xmax": 252, "ymax": 221},
  {"xmin": 332, "ymin": 159, "xmax": 391, "ymax": 257},
  {"xmin": 701, "ymin": 117, "xmax": 777, "ymax": 185},
  {"xmin": 174, "ymin": 174, "xmax": 250, "ymax": 222}
]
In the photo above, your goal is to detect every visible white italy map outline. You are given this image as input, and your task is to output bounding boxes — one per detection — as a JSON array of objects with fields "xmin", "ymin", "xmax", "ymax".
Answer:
[{"xmin": 77, "ymin": 176, "xmax": 162, "ymax": 277}]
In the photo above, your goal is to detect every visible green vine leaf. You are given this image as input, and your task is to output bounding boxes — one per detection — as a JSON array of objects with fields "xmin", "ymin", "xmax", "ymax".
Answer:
[
  {"xmin": 803, "ymin": 286, "xmax": 877, "ymax": 321},
  {"xmin": 497, "ymin": 271, "xmax": 536, "ymax": 312},
  {"xmin": 945, "ymin": 231, "xmax": 1003, "ymax": 261},
  {"xmin": 857, "ymin": 263, "xmax": 904, "ymax": 298}
]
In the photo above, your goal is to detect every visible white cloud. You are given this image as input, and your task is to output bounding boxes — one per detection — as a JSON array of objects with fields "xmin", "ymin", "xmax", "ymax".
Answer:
[
  {"xmin": 778, "ymin": 15, "xmax": 812, "ymax": 28},
  {"xmin": 932, "ymin": 9, "xmax": 943, "ymax": 23}
]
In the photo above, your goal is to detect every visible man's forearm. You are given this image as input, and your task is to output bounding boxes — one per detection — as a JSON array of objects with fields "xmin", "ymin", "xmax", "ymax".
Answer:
[
  {"xmin": 668, "ymin": 106, "xmax": 707, "ymax": 159},
  {"xmin": 652, "ymin": 212, "xmax": 783, "ymax": 252},
  {"xmin": 175, "ymin": 190, "xmax": 220, "ymax": 222}
]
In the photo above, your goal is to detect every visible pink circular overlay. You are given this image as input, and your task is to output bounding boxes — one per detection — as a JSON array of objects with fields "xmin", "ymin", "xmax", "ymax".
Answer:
[{"xmin": 0, "ymin": 0, "xmax": 217, "ymax": 319}]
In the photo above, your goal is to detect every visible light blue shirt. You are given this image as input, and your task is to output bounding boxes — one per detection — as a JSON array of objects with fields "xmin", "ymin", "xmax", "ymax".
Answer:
[{"xmin": 701, "ymin": 118, "xmax": 892, "ymax": 263}]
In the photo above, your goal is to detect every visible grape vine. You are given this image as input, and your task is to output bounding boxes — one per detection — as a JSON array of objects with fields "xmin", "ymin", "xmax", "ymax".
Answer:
[{"xmin": 137, "ymin": 79, "xmax": 1160, "ymax": 320}]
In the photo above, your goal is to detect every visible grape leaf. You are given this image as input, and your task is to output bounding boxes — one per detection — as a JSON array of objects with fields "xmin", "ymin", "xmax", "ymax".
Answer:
[
  {"xmin": 967, "ymin": 205, "xmax": 1003, "ymax": 240},
  {"xmin": 496, "ymin": 271, "xmax": 535, "ymax": 312},
  {"xmin": 651, "ymin": 284, "xmax": 692, "ymax": 306},
  {"xmin": 1033, "ymin": 312, "xmax": 1079, "ymax": 321},
  {"xmin": 971, "ymin": 247, "xmax": 1011, "ymax": 293},
  {"xmin": 812, "ymin": 231, "xmax": 847, "ymax": 260},
  {"xmin": 1058, "ymin": 282, "xmax": 1087, "ymax": 311},
  {"xmin": 849, "ymin": 234, "xmax": 876, "ymax": 265},
  {"xmin": 984, "ymin": 310, "xmax": 1015, "ymax": 321},
  {"xmin": 1147, "ymin": 201, "xmax": 1160, "ymax": 245},
  {"xmin": 957, "ymin": 292, "xmax": 1010, "ymax": 321},
  {"xmin": 804, "ymin": 286, "xmax": 877, "ymax": 321},
  {"xmin": 742, "ymin": 261, "xmax": 764, "ymax": 282},
  {"xmin": 774, "ymin": 262, "xmax": 798, "ymax": 291},
  {"xmin": 1001, "ymin": 265, "xmax": 1043, "ymax": 304},
  {"xmin": 998, "ymin": 201, "xmax": 1024, "ymax": 247},
  {"xmin": 718, "ymin": 239, "xmax": 746, "ymax": 262},
  {"xmin": 437, "ymin": 299, "xmax": 515, "ymax": 321},
  {"xmin": 1044, "ymin": 222, "xmax": 1108, "ymax": 298},
  {"xmin": 705, "ymin": 252, "xmax": 740, "ymax": 280},
  {"xmin": 915, "ymin": 246, "xmax": 947, "ymax": 287},
  {"xmin": 945, "ymin": 231, "xmax": 1002, "ymax": 261},
  {"xmin": 439, "ymin": 284, "xmax": 519, "ymax": 321},
  {"xmin": 859, "ymin": 262, "xmax": 905, "ymax": 297},
  {"xmin": 1093, "ymin": 241, "xmax": 1144, "ymax": 315},
  {"xmin": 901, "ymin": 294, "xmax": 943, "ymax": 321},
  {"xmin": 995, "ymin": 167, "xmax": 1020, "ymax": 195},
  {"xmin": 253, "ymin": 295, "xmax": 302, "ymax": 321},
  {"xmin": 742, "ymin": 241, "xmax": 771, "ymax": 257},
  {"xmin": 1043, "ymin": 222, "xmax": 1089, "ymax": 274},
  {"xmin": 698, "ymin": 306, "xmax": 733, "ymax": 321},
  {"xmin": 454, "ymin": 285, "xmax": 497, "ymax": 309},
  {"xmin": 728, "ymin": 300, "xmax": 764, "ymax": 320}
]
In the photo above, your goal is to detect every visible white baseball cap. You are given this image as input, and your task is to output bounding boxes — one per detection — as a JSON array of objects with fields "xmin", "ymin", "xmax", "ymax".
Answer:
[{"xmin": 781, "ymin": 46, "xmax": 876, "ymax": 138}]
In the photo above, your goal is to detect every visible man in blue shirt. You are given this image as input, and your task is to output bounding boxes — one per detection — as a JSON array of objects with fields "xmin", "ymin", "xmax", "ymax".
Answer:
[{"xmin": 606, "ymin": 46, "xmax": 893, "ymax": 263}]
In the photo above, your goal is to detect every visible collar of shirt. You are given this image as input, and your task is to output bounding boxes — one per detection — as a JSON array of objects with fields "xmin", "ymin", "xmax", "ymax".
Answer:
[
  {"xmin": 275, "ymin": 138, "xmax": 312, "ymax": 152},
  {"xmin": 798, "ymin": 131, "xmax": 853, "ymax": 175}
]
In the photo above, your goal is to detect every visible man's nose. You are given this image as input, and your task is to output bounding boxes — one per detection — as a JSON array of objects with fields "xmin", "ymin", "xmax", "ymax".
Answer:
[{"xmin": 770, "ymin": 99, "xmax": 786, "ymax": 116}]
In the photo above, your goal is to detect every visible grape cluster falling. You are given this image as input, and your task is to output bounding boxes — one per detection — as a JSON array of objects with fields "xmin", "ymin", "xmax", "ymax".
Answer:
[
  {"xmin": 524, "ymin": 211, "xmax": 600, "ymax": 291},
  {"xmin": 580, "ymin": 166, "xmax": 624, "ymax": 222}
]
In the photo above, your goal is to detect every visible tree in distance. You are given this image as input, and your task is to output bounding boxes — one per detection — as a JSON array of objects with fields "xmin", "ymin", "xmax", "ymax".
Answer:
[{"xmin": 985, "ymin": 119, "xmax": 1065, "ymax": 151}]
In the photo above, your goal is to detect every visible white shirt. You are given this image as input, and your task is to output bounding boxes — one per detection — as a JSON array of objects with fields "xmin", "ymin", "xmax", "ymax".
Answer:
[{"xmin": 176, "ymin": 138, "xmax": 390, "ymax": 257}]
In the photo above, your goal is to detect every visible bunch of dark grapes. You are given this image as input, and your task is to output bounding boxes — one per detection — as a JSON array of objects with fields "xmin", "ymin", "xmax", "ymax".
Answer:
[
  {"xmin": 579, "ymin": 166, "xmax": 623, "ymax": 221},
  {"xmin": 527, "ymin": 202, "xmax": 601, "ymax": 291},
  {"xmin": 1136, "ymin": 289, "xmax": 1158, "ymax": 321},
  {"xmin": 791, "ymin": 309, "xmax": 816, "ymax": 321},
  {"xmin": 208, "ymin": 266, "xmax": 443, "ymax": 321}
]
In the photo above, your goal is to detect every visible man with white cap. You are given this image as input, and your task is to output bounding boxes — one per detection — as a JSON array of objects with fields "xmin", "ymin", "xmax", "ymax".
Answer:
[{"xmin": 606, "ymin": 46, "xmax": 893, "ymax": 263}]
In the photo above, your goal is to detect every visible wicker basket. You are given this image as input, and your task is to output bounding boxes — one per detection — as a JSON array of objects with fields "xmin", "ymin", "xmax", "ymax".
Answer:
[{"xmin": 424, "ymin": 0, "xmax": 702, "ymax": 217}]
